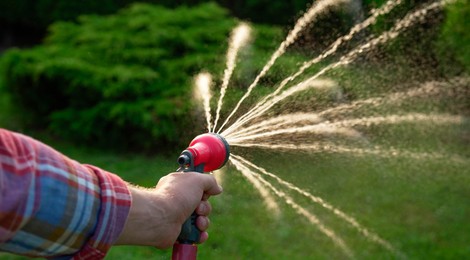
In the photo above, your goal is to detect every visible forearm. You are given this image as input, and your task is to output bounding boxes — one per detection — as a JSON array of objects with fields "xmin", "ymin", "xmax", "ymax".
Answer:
[
  {"xmin": 115, "ymin": 186, "xmax": 179, "ymax": 248},
  {"xmin": 0, "ymin": 129, "xmax": 131, "ymax": 258}
]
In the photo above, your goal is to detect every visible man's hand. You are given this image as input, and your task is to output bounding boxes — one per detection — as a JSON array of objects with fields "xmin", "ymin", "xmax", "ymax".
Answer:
[{"xmin": 115, "ymin": 172, "xmax": 223, "ymax": 248}]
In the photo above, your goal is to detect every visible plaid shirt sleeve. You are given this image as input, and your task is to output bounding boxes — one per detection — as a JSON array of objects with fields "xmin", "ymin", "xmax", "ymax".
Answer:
[{"xmin": 0, "ymin": 129, "xmax": 132, "ymax": 259}]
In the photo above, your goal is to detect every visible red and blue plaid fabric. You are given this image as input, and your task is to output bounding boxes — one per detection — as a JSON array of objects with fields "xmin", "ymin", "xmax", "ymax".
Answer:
[{"xmin": 0, "ymin": 129, "xmax": 131, "ymax": 259}]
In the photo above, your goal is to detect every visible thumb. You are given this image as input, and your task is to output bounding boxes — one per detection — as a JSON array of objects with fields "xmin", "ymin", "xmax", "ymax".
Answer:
[{"xmin": 192, "ymin": 173, "xmax": 223, "ymax": 197}]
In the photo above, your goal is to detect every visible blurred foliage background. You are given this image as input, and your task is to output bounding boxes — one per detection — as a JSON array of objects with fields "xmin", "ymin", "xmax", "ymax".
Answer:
[
  {"xmin": 1, "ymin": 3, "xmax": 236, "ymax": 150},
  {"xmin": 1, "ymin": 0, "xmax": 467, "ymax": 151},
  {"xmin": 0, "ymin": 3, "xmax": 286, "ymax": 151}
]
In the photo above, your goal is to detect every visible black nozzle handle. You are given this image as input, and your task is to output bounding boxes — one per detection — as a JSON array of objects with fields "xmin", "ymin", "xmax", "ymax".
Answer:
[
  {"xmin": 175, "ymin": 150, "xmax": 204, "ymax": 246},
  {"xmin": 177, "ymin": 212, "xmax": 200, "ymax": 244}
]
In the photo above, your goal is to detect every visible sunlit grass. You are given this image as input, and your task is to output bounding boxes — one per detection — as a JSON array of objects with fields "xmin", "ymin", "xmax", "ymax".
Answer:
[{"xmin": 1, "ymin": 126, "xmax": 469, "ymax": 259}]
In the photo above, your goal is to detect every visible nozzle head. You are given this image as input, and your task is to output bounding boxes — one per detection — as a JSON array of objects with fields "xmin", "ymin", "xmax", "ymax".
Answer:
[{"xmin": 184, "ymin": 133, "xmax": 230, "ymax": 172}]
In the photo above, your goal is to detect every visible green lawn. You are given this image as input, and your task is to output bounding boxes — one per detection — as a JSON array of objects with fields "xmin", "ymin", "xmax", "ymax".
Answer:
[
  {"xmin": 1, "ymin": 56, "xmax": 469, "ymax": 260},
  {"xmin": 1, "ymin": 119, "xmax": 469, "ymax": 259}
]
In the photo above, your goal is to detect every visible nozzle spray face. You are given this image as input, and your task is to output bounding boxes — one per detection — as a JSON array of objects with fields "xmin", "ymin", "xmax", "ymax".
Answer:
[{"xmin": 178, "ymin": 133, "xmax": 230, "ymax": 172}]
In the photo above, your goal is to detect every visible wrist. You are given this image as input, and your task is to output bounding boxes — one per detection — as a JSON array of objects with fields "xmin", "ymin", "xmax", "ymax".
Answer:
[{"xmin": 116, "ymin": 185, "xmax": 177, "ymax": 248}]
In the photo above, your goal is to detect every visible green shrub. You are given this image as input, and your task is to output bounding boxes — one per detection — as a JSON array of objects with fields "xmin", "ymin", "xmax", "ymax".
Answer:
[
  {"xmin": 1, "ymin": 3, "xmax": 289, "ymax": 151},
  {"xmin": 1, "ymin": 3, "xmax": 236, "ymax": 151}
]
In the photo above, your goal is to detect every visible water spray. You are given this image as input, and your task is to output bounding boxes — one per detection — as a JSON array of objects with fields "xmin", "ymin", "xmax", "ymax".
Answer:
[{"xmin": 172, "ymin": 133, "xmax": 230, "ymax": 260}]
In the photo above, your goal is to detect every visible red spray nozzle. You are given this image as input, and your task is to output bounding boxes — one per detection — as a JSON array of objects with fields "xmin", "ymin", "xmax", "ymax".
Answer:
[{"xmin": 178, "ymin": 133, "xmax": 230, "ymax": 173}]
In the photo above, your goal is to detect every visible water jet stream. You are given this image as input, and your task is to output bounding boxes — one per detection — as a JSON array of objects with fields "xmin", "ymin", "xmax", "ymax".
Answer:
[
  {"xmin": 225, "ymin": 113, "xmax": 324, "ymax": 140},
  {"xmin": 326, "ymin": 113, "xmax": 463, "ymax": 128},
  {"xmin": 318, "ymin": 77, "xmax": 470, "ymax": 119},
  {"xmin": 212, "ymin": 23, "xmax": 252, "ymax": 132},
  {"xmin": 217, "ymin": 0, "xmax": 351, "ymax": 133},
  {"xmin": 231, "ymin": 159, "xmax": 281, "ymax": 214},
  {"xmin": 222, "ymin": 0, "xmax": 452, "ymax": 137},
  {"xmin": 230, "ymin": 155, "xmax": 355, "ymax": 259},
  {"xmin": 224, "ymin": 0, "xmax": 404, "ymax": 135},
  {"xmin": 194, "ymin": 72, "xmax": 213, "ymax": 131},
  {"xmin": 227, "ymin": 113, "xmax": 463, "ymax": 142},
  {"xmin": 231, "ymin": 154, "xmax": 403, "ymax": 257},
  {"xmin": 227, "ymin": 124, "xmax": 361, "ymax": 144},
  {"xmin": 231, "ymin": 143, "xmax": 468, "ymax": 164},
  {"xmin": 221, "ymin": 79, "xmax": 336, "ymax": 137}
]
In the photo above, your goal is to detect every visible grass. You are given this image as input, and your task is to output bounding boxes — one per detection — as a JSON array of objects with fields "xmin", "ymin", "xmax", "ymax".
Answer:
[{"xmin": 1, "ymin": 92, "xmax": 469, "ymax": 260}]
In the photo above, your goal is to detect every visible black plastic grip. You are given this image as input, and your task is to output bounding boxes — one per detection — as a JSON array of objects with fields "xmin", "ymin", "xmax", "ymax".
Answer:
[
  {"xmin": 176, "ymin": 151, "xmax": 204, "ymax": 245},
  {"xmin": 177, "ymin": 212, "xmax": 200, "ymax": 244}
]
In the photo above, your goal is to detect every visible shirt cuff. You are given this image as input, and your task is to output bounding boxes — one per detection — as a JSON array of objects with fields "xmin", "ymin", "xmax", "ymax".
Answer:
[{"xmin": 73, "ymin": 165, "xmax": 131, "ymax": 259}]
